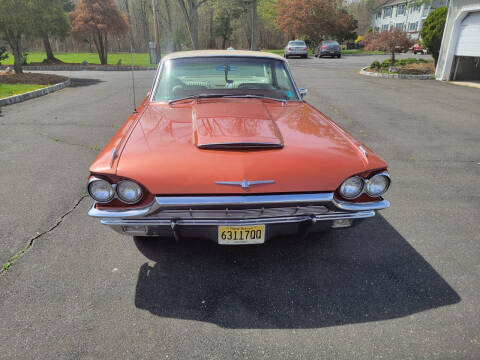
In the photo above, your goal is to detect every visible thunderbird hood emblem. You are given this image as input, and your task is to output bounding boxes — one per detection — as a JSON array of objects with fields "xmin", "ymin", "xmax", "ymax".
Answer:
[{"xmin": 216, "ymin": 179, "xmax": 275, "ymax": 189}]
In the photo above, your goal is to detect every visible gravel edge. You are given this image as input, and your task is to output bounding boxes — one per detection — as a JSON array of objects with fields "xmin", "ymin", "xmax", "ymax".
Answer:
[
  {"xmin": 359, "ymin": 66, "xmax": 435, "ymax": 80},
  {"xmin": 0, "ymin": 78, "xmax": 71, "ymax": 106}
]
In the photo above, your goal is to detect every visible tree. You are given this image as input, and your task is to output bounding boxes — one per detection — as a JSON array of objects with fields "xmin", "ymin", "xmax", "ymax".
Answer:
[
  {"xmin": 214, "ymin": 0, "xmax": 249, "ymax": 49},
  {"xmin": 346, "ymin": 0, "xmax": 382, "ymax": 35},
  {"xmin": 0, "ymin": 0, "xmax": 34, "ymax": 73},
  {"xmin": 364, "ymin": 29, "xmax": 413, "ymax": 62},
  {"xmin": 69, "ymin": 0, "xmax": 130, "ymax": 65},
  {"xmin": 420, "ymin": 6, "xmax": 448, "ymax": 66},
  {"xmin": 175, "ymin": 0, "xmax": 210, "ymax": 49},
  {"xmin": 276, "ymin": 0, "xmax": 357, "ymax": 44},
  {"xmin": 31, "ymin": 0, "xmax": 72, "ymax": 62}
]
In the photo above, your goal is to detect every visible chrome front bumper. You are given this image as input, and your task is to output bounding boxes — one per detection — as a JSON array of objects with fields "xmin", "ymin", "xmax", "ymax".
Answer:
[{"xmin": 88, "ymin": 192, "xmax": 389, "ymax": 241}]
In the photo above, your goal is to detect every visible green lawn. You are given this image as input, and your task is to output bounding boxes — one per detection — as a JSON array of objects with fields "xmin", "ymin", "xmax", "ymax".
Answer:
[
  {"xmin": 2, "ymin": 52, "xmax": 156, "ymax": 67},
  {"xmin": 0, "ymin": 83, "xmax": 47, "ymax": 99}
]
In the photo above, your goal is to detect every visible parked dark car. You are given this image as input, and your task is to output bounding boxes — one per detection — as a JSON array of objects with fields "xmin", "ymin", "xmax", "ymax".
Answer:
[{"xmin": 315, "ymin": 41, "xmax": 342, "ymax": 58}]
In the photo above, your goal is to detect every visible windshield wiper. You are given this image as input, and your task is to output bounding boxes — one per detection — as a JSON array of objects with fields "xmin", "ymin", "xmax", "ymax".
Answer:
[
  {"xmin": 168, "ymin": 93, "xmax": 290, "ymax": 106},
  {"xmin": 168, "ymin": 93, "xmax": 238, "ymax": 105},
  {"xmin": 222, "ymin": 94, "xmax": 288, "ymax": 105}
]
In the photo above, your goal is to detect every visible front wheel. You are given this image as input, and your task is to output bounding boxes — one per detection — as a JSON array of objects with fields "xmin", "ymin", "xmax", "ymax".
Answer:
[{"xmin": 337, "ymin": 54, "xmax": 342, "ymax": 58}]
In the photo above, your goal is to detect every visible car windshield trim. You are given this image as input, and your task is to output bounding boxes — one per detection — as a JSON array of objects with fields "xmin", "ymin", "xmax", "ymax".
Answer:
[{"xmin": 152, "ymin": 56, "xmax": 301, "ymax": 103}]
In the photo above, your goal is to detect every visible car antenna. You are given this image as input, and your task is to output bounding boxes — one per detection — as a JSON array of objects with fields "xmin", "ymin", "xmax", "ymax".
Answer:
[{"xmin": 129, "ymin": 42, "xmax": 137, "ymax": 114}]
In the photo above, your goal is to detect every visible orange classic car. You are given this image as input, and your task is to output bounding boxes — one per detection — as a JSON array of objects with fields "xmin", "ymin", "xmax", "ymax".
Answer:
[{"xmin": 87, "ymin": 50, "xmax": 390, "ymax": 245}]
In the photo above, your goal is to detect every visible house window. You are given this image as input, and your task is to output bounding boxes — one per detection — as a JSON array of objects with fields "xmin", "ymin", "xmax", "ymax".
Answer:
[
  {"xmin": 412, "ymin": 5, "xmax": 421, "ymax": 12},
  {"xmin": 383, "ymin": 7, "xmax": 392, "ymax": 18},
  {"xmin": 382, "ymin": 24, "xmax": 389, "ymax": 31},
  {"xmin": 375, "ymin": 27, "xmax": 380, "ymax": 32},
  {"xmin": 376, "ymin": 11, "xmax": 382, "ymax": 19},
  {"xmin": 408, "ymin": 22, "xmax": 418, "ymax": 31},
  {"xmin": 397, "ymin": 4, "xmax": 406, "ymax": 16},
  {"xmin": 396, "ymin": 23, "xmax": 404, "ymax": 30}
]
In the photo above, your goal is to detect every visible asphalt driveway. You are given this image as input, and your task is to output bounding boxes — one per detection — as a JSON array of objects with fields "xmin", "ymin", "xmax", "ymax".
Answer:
[{"xmin": 0, "ymin": 55, "xmax": 479, "ymax": 359}]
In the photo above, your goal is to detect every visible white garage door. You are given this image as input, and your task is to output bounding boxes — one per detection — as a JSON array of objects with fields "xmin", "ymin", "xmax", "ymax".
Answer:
[{"xmin": 456, "ymin": 12, "xmax": 480, "ymax": 57}]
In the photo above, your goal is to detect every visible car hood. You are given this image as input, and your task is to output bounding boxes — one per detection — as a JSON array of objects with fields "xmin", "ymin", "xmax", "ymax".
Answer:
[{"xmin": 114, "ymin": 99, "xmax": 387, "ymax": 195}]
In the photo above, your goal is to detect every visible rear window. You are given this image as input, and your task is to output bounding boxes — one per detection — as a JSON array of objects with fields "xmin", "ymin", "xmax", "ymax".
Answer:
[
  {"xmin": 289, "ymin": 41, "xmax": 306, "ymax": 46},
  {"xmin": 324, "ymin": 41, "xmax": 339, "ymax": 46}
]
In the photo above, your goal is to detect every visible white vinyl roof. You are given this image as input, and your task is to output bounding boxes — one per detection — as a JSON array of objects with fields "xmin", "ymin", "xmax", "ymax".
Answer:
[{"xmin": 161, "ymin": 50, "xmax": 285, "ymax": 62}]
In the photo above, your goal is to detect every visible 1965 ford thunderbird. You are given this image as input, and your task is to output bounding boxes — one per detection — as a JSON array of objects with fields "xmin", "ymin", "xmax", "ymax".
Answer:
[{"xmin": 87, "ymin": 50, "xmax": 390, "ymax": 245}]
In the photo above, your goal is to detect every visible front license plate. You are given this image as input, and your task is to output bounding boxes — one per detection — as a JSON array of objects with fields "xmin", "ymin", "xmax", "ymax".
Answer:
[{"xmin": 218, "ymin": 225, "xmax": 265, "ymax": 245}]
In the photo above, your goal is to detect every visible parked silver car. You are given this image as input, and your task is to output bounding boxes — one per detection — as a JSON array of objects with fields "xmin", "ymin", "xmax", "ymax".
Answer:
[{"xmin": 284, "ymin": 40, "xmax": 308, "ymax": 59}]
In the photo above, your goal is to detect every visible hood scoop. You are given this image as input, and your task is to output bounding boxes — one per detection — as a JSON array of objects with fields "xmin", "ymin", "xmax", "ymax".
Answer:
[{"xmin": 193, "ymin": 100, "xmax": 283, "ymax": 150}]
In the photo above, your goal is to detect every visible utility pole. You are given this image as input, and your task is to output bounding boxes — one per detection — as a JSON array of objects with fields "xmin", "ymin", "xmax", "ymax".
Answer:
[
  {"xmin": 152, "ymin": 0, "xmax": 161, "ymax": 62},
  {"xmin": 250, "ymin": 0, "xmax": 258, "ymax": 51}
]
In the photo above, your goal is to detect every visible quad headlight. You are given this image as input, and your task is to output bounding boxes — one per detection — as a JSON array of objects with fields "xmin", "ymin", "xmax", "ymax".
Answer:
[
  {"xmin": 116, "ymin": 180, "xmax": 143, "ymax": 204},
  {"xmin": 88, "ymin": 178, "xmax": 115, "ymax": 203},
  {"xmin": 339, "ymin": 176, "xmax": 364, "ymax": 199},
  {"xmin": 339, "ymin": 172, "xmax": 391, "ymax": 200},
  {"xmin": 365, "ymin": 173, "xmax": 390, "ymax": 197}
]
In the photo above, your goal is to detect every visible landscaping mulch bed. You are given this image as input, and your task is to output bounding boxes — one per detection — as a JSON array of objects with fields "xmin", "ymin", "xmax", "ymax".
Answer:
[
  {"xmin": 0, "ymin": 73, "xmax": 68, "ymax": 85},
  {"xmin": 365, "ymin": 61, "xmax": 435, "ymax": 76}
]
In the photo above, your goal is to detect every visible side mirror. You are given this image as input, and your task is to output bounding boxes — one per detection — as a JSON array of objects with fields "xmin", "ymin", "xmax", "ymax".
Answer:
[{"xmin": 299, "ymin": 88, "xmax": 308, "ymax": 98}]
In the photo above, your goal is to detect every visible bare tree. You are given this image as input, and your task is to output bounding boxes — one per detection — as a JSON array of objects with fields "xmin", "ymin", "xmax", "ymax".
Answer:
[{"xmin": 175, "ymin": 0, "xmax": 209, "ymax": 49}]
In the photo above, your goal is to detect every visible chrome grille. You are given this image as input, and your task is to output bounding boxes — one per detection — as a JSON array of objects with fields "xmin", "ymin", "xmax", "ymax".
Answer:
[{"xmin": 148, "ymin": 205, "xmax": 329, "ymax": 220}]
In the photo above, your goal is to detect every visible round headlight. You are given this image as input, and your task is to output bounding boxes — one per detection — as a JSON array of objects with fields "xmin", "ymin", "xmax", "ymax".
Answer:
[
  {"xmin": 365, "ymin": 173, "xmax": 390, "ymax": 197},
  {"xmin": 339, "ymin": 176, "xmax": 364, "ymax": 199},
  {"xmin": 116, "ymin": 180, "xmax": 143, "ymax": 204},
  {"xmin": 88, "ymin": 179, "xmax": 115, "ymax": 203}
]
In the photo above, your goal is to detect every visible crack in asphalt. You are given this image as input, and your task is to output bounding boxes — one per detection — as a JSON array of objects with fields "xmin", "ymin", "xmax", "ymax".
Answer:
[
  {"xmin": 36, "ymin": 132, "xmax": 102, "ymax": 152},
  {"xmin": 1, "ymin": 195, "xmax": 87, "ymax": 274}
]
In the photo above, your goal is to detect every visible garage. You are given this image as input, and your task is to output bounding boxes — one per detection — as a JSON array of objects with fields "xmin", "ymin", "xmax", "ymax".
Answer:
[
  {"xmin": 451, "ymin": 11, "xmax": 480, "ymax": 80},
  {"xmin": 435, "ymin": 1, "xmax": 480, "ymax": 82}
]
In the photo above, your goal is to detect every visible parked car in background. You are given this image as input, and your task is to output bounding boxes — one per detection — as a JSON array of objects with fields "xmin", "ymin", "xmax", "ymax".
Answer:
[
  {"xmin": 87, "ymin": 50, "xmax": 391, "ymax": 245},
  {"xmin": 315, "ymin": 41, "xmax": 342, "ymax": 58},
  {"xmin": 412, "ymin": 44, "xmax": 427, "ymax": 54},
  {"xmin": 284, "ymin": 40, "xmax": 308, "ymax": 59}
]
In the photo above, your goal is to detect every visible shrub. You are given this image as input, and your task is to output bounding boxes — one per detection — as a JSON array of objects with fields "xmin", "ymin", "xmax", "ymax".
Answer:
[
  {"xmin": 370, "ymin": 60, "xmax": 381, "ymax": 69},
  {"xmin": 0, "ymin": 46, "xmax": 8, "ymax": 64},
  {"xmin": 381, "ymin": 59, "xmax": 393, "ymax": 68},
  {"xmin": 420, "ymin": 7, "xmax": 448, "ymax": 66}
]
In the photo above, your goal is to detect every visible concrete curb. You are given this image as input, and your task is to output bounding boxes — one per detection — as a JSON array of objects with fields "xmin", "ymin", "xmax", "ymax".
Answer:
[
  {"xmin": 0, "ymin": 78, "xmax": 71, "ymax": 106},
  {"xmin": 359, "ymin": 66, "xmax": 435, "ymax": 80},
  {"xmin": 0, "ymin": 65, "xmax": 155, "ymax": 72}
]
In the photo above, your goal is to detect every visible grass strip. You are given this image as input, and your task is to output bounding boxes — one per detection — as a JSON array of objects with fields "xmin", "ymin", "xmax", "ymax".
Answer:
[{"xmin": 0, "ymin": 83, "xmax": 47, "ymax": 99}]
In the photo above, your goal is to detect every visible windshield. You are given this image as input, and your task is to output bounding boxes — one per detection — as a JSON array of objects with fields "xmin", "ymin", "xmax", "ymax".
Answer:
[
  {"xmin": 152, "ymin": 57, "xmax": 299, "ymax": 102},
  {"xmin": 289, "ymin": 41, "xmax": 306, "ymax": 46}
]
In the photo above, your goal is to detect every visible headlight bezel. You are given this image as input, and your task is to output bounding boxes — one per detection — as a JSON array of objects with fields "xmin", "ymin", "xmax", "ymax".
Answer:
[
  {"xmin": 87, "ymin": 177, "xmax": 115, "ymax": 203},
  {"xmin": 87, "ymin": 177, "xmax": 144, "ymax": 205},
  {"xmin": 116, "ymin": 180, "xmax": 144, "ymax": 204},
  {"xmin": 338, "ymin": 171, "xmax": 391, "ymax": 200}
]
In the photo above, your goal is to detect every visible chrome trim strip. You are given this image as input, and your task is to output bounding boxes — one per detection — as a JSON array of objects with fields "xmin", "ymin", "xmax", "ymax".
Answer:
[
  {"xmin": 332, "ymin": 199, "xmax": 390, "ymax": 212},
  {"xmin": 87, "ymin": 193, "xmax": 389, "ymax": 218},
  {"xmin": 153, "ymin": 193, "xmax": 334, "ymax": 208},
  {"xmin": 88, "ymin": 202, "xmax": 154, "ymax": 218},
  {"xmin": 100, "ymin": 210, "xmax": 375, "ymax": 227}
]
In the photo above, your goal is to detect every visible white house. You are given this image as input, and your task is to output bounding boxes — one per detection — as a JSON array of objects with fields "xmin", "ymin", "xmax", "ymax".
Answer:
[
  {"xmin": 371, "ymin": 0, "xmax": 450, "ymax": 40},
  {"xmin": 436, "ymin": 0, "xmax": 480, "ymax": 81}
]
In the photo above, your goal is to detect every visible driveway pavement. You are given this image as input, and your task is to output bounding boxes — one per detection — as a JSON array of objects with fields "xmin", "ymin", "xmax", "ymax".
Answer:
[{"xmin": 0, "ymin": 55, "xmax": 479, "ymax": 359}]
